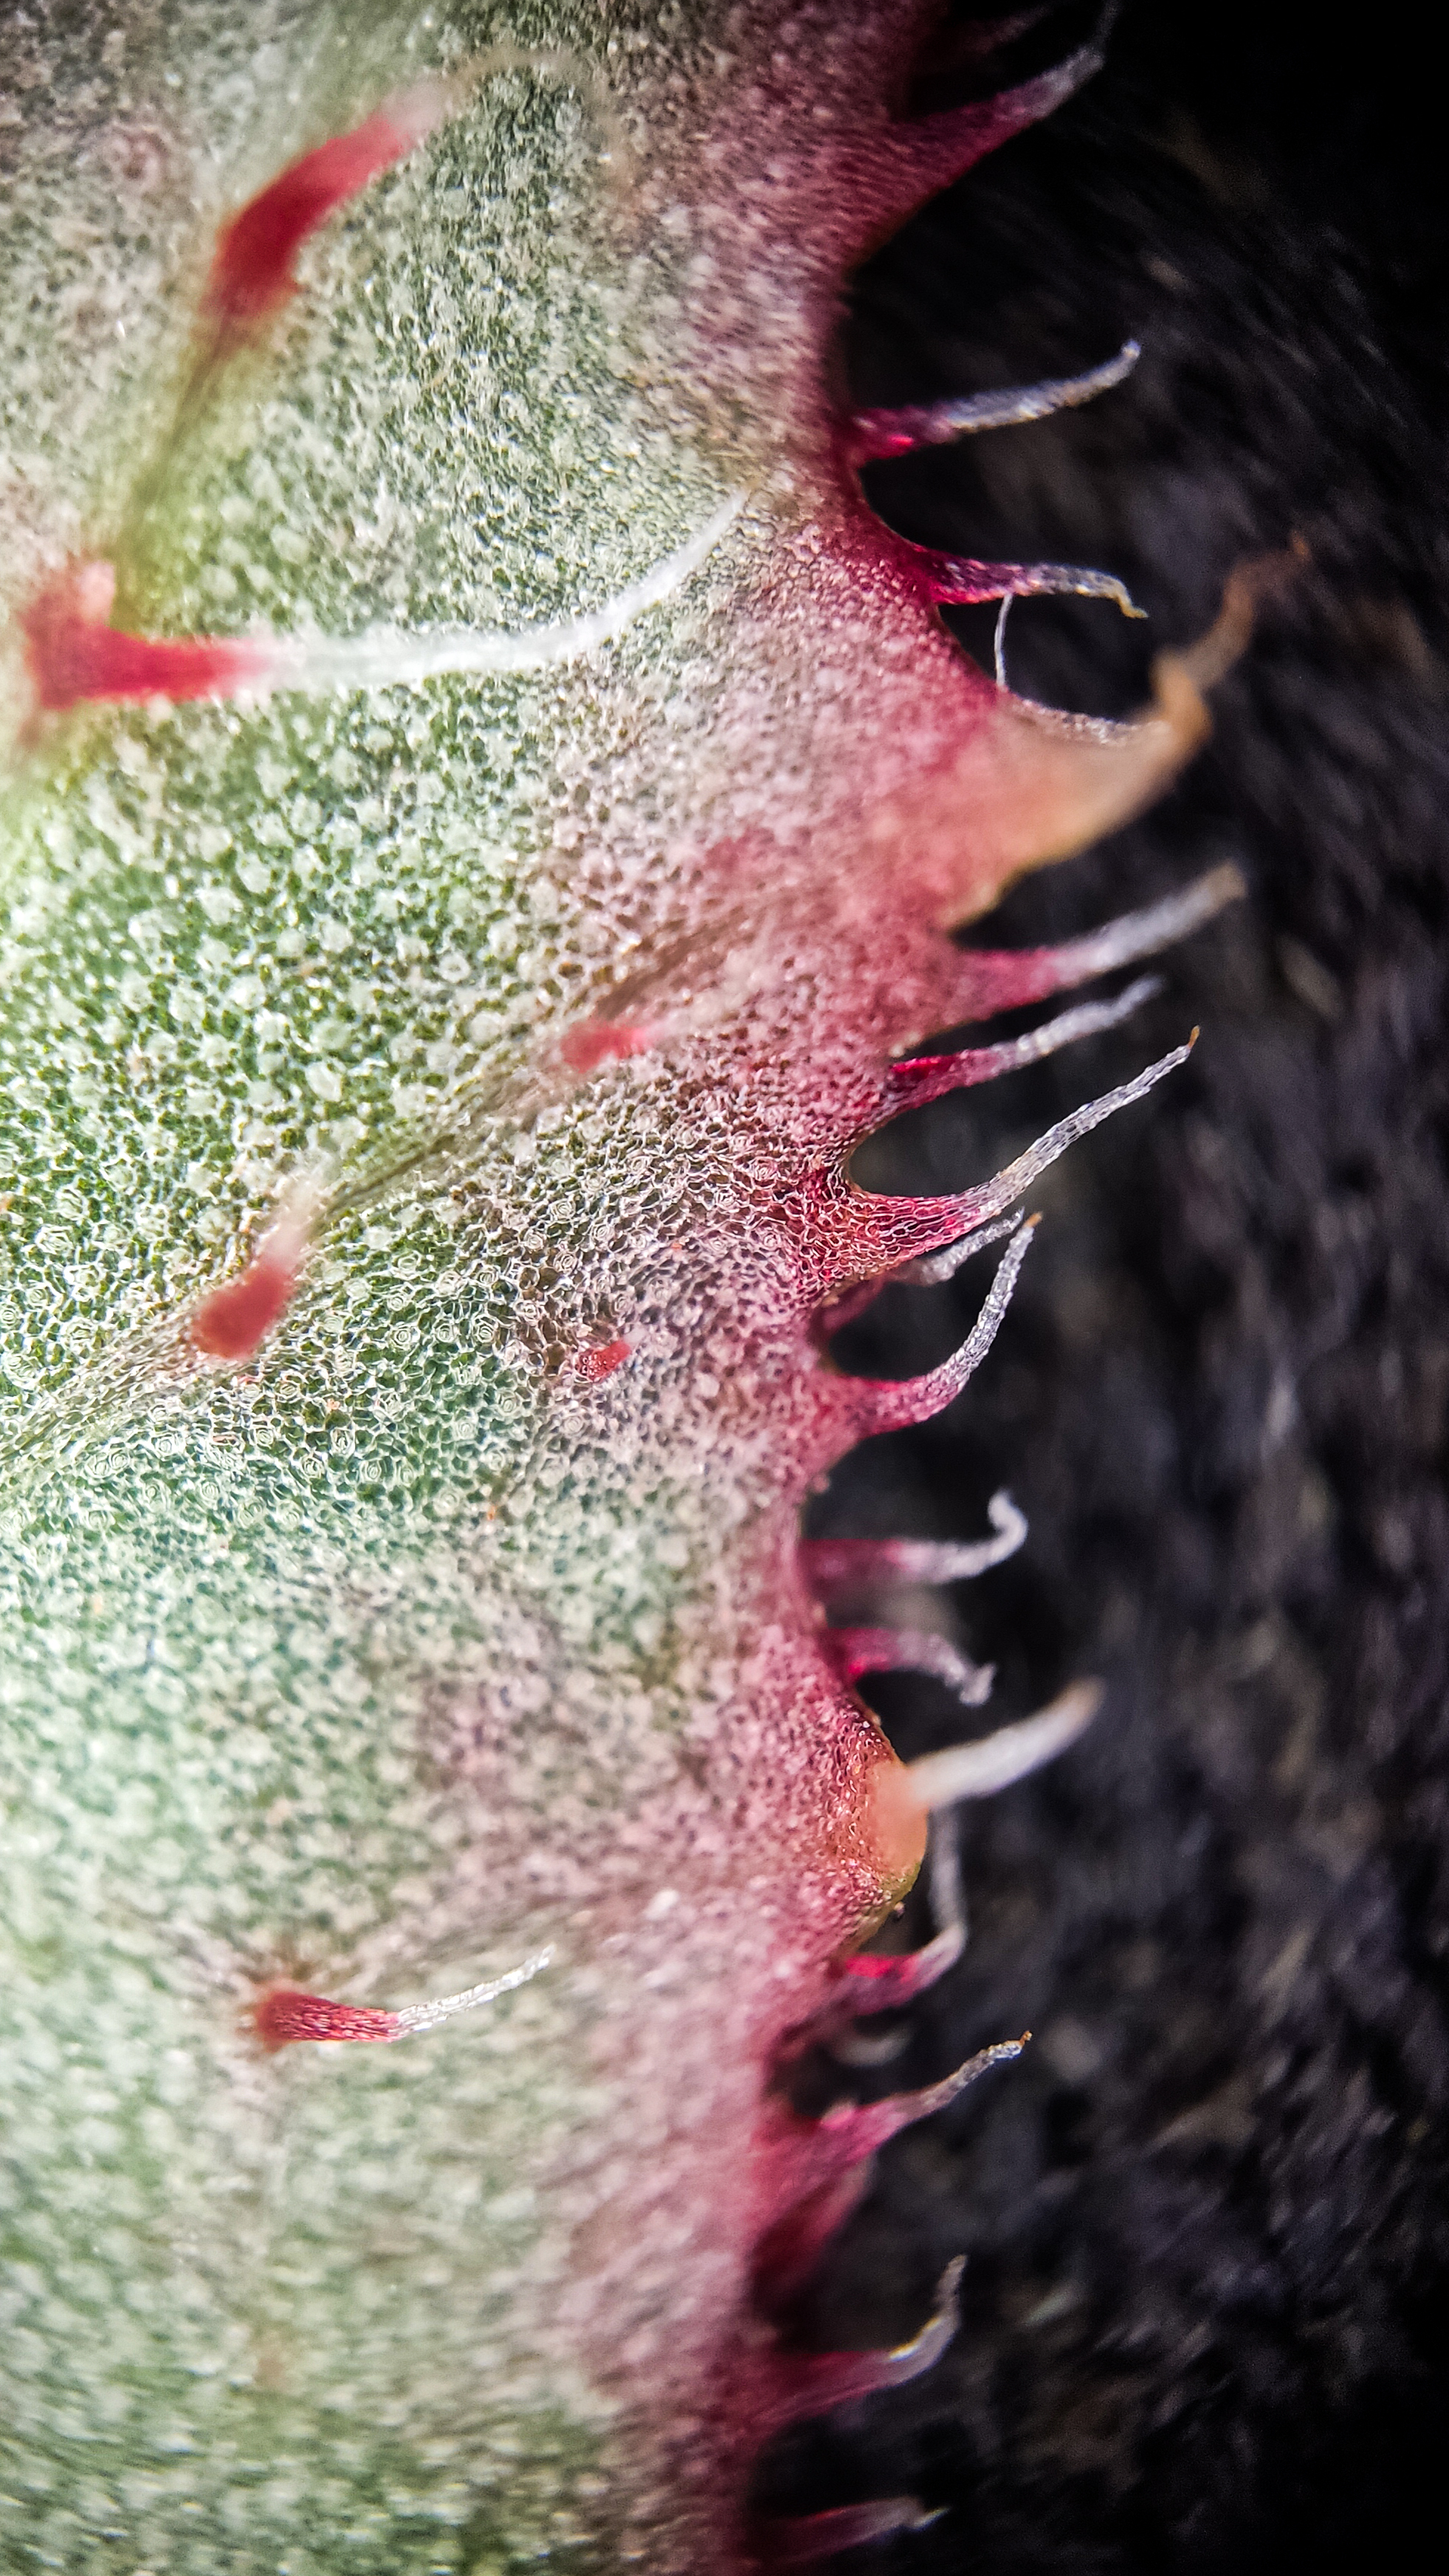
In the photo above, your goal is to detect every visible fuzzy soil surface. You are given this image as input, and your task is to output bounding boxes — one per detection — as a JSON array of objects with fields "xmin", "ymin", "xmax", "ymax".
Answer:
[{"xmin": 774, "ymin": 6, "xmax": 1449, "ymax": 2569}]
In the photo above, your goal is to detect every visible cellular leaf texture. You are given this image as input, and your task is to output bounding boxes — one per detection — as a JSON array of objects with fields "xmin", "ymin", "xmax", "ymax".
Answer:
[{"xmin": 0, "ymin": 4, "xmax": 1232, "ymax": 2569}]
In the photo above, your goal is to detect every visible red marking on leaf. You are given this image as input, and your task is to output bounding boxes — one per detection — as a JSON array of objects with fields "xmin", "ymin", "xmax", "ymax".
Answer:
[
  {"xmin": 254, "ymin": 1988, "xmax": 401, "ymax": 2049},
  {"xmin": 192, "ymin": 1199, "xmax": 314, "ymax": 1361},
  {"xmin": 572, "ymin": 1336, "xmax": 632, "ymax": 1384},
  {"xmin": 560, "ymin": 1022, "xmax": 654, "ymax": 1074},
  {"xmin": 204, "ymin": 82, "xmax": 447, "ymax": 334},
  {"xmin": 21, "ymin": 562, "xmax": 272, "ymax": 715},
  {"xmin": 192, "ymin": 1252, "xmax": 297, "ymax": 1361}
]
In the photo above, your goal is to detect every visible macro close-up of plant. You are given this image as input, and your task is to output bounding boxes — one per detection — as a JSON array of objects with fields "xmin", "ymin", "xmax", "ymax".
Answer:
[{"xmin": 3, "ymin": 4, "xmax": 1445, "ymax": 2572}]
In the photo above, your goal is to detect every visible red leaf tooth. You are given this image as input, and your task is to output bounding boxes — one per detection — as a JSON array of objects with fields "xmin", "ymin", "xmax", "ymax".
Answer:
[
  {"xmin": 847, "ymin": 339, "xmax": 1140, "ymax": 467},
  {"xmin": 825, "ymin": 1625, "xmax": 995, "ymax": 1710},
  {"xmin": 771, "ymin": 2041, "xmax": 1028, "ymax": 2215},
  {"xmin": 832, "ymin": 1924, "xmax": 961, "ymax": 2015},
  {"xmin": 782, "ymin": 1815, "xmax": 968, "ymax": 2057},
  {"xmin": 832, "ymin": 1218, "xmax": 1038, "ymax": 1440},
  {"xmin": 810, "ymin": 1217, "xmax": 1020, "ymax": 1344},
  {"xmin": 802, "ymin": 1491, "xmax": 1028, "ymax": 1600},
  {"xmin": 204, "ymin": 80, "xmax": 450, "ymax": 337},
  {"xmin": 751, "ymin": 2498, "xmax": 943, "ymax": 2566},
  {"xmin": 21, "ymin": 561, "xmax": 274, "ymax": 715},
  {"xmin": 836, "ymin": 24, "xmax": 1113, "ymax": 267},
  {"xmin": 918, "ymin": 552, "xmax": 1143, "ymax": 620},
  {"xmin": 943, "ymin": 862, "xmax": 1245, "ymax": 1022},
  {"xmin": 758, "ymin": 2257, "xmax": 964, "ymax": 2431},
  {"xmin": 813, "ymin": 934, "xmax": 1176, "ymax": 1173},
  {"xmin": 807, "ymin": 1037, "xmax": 1194, "ymax": 1316},
  {"xmin": 893, "ymin": 1212, "xmax": 1027, "ymax": 1291},
  {"xmin": 879, "ymin": 976, "xmax": 1160, "ymax": 1119}
]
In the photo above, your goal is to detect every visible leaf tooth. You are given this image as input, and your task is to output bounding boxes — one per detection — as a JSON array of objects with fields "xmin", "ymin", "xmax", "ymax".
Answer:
[
  {"xmin": 950, "ymin": 863, "xmax": 1245, "ymax": 1020},
  {"xmin": 757, "ymin": 2259, "xmax": 963, "ymax": 2429},
  {"xmin": 766, "ymin": 2040, "xmax": 1028, "ymax": 2215},
  {"xmin": 832, "ymin": 1220, "xmax": 1038, "ymax": 1438},
  {"xmin": 818, "ymin": 1021, "xmax": 1197, "ymax": 1334},
  {"xmin": 881, "ymin": 975, "xmax": 1160, "ymax": 1117},
  {"xmin": 802, "ymin": 1494, "xmax": 1028, "ymax": 1602},
  {"xmin": 904, "ymin": 1680, "xmax": 1104, "ymax": 1811},
  {"xmin": 826, "ymin": 1625, "xmax": 995, "ymax": 1711},
  {"xmin": 837, "ymin": 19, "xmax": 1113, "ymax": 266},
  {"xmin": 810, "ymin": 1219, "xmax": 1021, "ymax": 1342},
  {"xmin": 750, "ymin": 2164, "xmax": 875, "ymax": 2318},
  {"xmin": 749, "ymin": 2498, "xmax": 943, "ymax": 2565},
  {"xmin": 776, "ymin": 1814, "xmax": 968, "ymax": 2067},
  {"xmin": 847, "ymin": 338, "xmax": 1140, "ymax": 467}
]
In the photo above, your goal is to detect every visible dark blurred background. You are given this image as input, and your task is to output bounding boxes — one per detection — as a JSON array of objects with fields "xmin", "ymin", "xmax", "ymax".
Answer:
[{"xmin": 773, "ymin": 4, "xmax": 1448, "ymax": 2566}]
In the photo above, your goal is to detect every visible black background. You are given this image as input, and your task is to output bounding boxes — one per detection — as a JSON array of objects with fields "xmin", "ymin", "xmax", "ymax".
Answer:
[{"xmin": 769, "ymin": 4, "xmax": 1448, "ymax": 2566}]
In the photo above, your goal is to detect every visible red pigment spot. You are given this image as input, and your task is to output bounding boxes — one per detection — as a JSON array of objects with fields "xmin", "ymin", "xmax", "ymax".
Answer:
[
  {"xmin": 254, "ymin": 1988, "xmax": 400, "ymax": 2049},
  {"xmin": 205, "ymin": 83, "xmax": 447, "ymax": 334},
  {"xmin": 192, "ymin": 1234, "xmax": 304, "ymax": 1362},
  {"xmin": 572, "ymin": 1336, "xmax": 632, "ymax": 1384},
  {"xmin": 21, "ymin": 562, "xmax": 272, "ymax": 715},
  {"xmin": 560, "ymin": 1023, "xmax": 654, "ymax": 1075}
]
